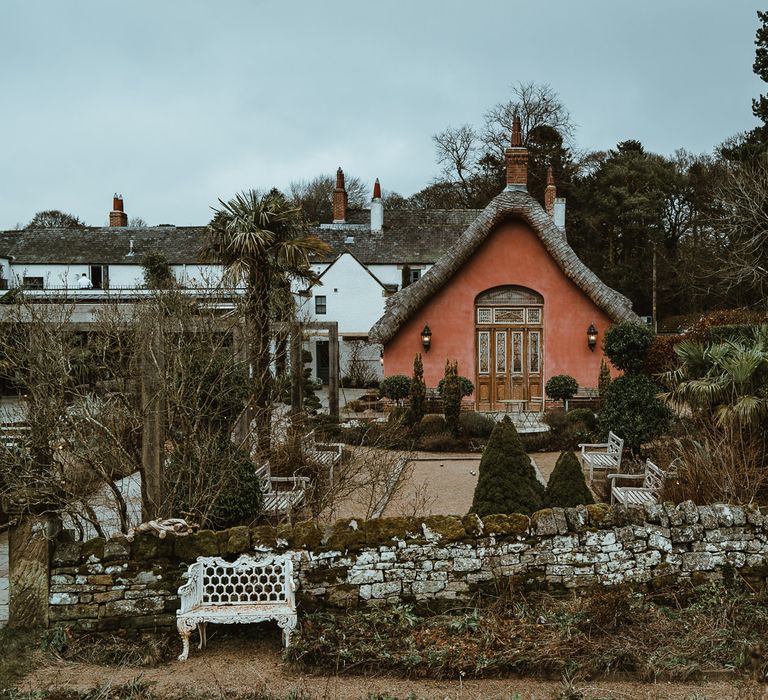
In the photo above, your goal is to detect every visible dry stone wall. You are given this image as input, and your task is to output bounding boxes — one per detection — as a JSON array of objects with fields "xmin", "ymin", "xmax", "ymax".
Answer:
[{"xmin": 47, "ymin": 502, "xmax": 768, "ymax": 632}]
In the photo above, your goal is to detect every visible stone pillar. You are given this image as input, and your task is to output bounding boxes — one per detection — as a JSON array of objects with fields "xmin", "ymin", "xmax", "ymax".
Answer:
[{"xmin": 8, "ymin": 515, "xmax": 56, "ymax": 628}]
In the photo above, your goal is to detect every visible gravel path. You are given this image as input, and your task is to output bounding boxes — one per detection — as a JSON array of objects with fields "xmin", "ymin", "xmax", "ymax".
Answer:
[
  {"xmin": 20, "ymin": 640, "xmax": 758, "ymax": 699},
  {"xmin": 383, "ymin": 451, "xmax": 561, "ymax": 516}
]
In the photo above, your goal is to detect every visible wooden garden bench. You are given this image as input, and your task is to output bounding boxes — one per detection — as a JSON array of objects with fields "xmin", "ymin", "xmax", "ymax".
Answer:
[
  {"xmin": 176, "ymin": 554, "xmax": 297, "ymax": 661},
  {"xmin": 304, "ymin": 430, "xmax": 344, "ymax": 489},
  {"xmin": 579, "ymin": 431, "xmax": 624, "ymax": 481},
  {"xmin": 304, "ymin": 430, "xmax": 343, "ymax": 469},
  {"xmin": 608, "ymin": 459, "xmax": 665, "ymax": 506},
  {"xmin": 0, "ymin": 422, "xmax": 30, "ymax": 450},
  {"xmin": 255, "ymin": 462, "xmax": 309, "ymax": 515}
]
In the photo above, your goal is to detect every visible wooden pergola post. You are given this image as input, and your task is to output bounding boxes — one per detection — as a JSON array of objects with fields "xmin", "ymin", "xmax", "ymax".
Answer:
[
  {"xmin": 328, "ymin": 323, "xmax": 339, "ymax": 421},
  {"xmin": 290, "ymin": 321, "xmax": 304, "ymax": 417},
  {"xmin": 232, "ymin": 322, "xmax": 252, "ymax": 447}
]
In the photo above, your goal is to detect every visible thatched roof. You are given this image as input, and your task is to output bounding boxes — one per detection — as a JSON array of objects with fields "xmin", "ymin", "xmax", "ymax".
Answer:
[{"xmin": 369, "ymin": 189, "xmax": 640, "ymax": 344}]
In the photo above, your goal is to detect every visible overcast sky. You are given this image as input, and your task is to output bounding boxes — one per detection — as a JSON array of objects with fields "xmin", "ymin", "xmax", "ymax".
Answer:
[{"xmin": 0, "ymin": 1, "xmax": 763, "ymax": 229}]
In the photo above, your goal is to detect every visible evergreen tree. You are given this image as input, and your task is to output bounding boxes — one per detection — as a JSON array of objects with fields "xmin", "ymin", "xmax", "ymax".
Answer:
[
  {"xmin": 753, "ymin": 12, "xmax": 768, "ymax": 131},
  {"xmin": 470, "ymin": 416, "xmax": 544, "ymax": 517},
  {"xmin": 598, "ymin": 359, "xmax": 611, "ymax": 402},
  {"xmin": 443, "ymin": 360, "xmax": 462, "ymax": 437},
  {"xmin": 544, "ymin": 451, "xmax": 594, "ymax": 508},
  {"xmin": 409, "ymin": 353, "xmax": 426, "ymax": 425}
]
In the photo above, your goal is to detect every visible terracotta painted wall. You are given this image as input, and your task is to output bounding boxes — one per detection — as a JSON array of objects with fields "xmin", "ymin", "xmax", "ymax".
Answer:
[{"xmin": 382, "ymin": 220, "xmax": 617, "ymax": 392}]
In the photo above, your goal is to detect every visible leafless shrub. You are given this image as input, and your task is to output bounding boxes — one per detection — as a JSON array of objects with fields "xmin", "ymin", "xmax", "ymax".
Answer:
[
  {"xmin": 662, "ymin": 421, "xmax": 768, "ymax": 505},
  {"xmin": 0, "ymin": 288, "xmax": 264, "ymax": 535},
  {"xmin": 297, "ymin": 423, "xmax": 415, "ymax": 522},
  {"xmin": 342, "ymin": 340, "xmax": 378, "ymax": 388}
]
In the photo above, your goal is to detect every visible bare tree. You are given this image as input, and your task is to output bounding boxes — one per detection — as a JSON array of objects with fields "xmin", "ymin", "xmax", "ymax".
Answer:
[
  {"xmin": 482, "ymin": 81, "xmax": 575, "ymax": 159},
  {"xmin": 714, "ymin": 157, "xmax": 768, "ymax": 303},
  {"xmin": 25, "ymin": 210, "xmax": 84, "ymax": 229},
  {"xmin": 429, "ymin": 82, "xmax": 575, "ymax": 208},
  {"xmin": 433, "ymin": 124, "xmax": 479, "ymax": 203},
  {"xmin": 289, "ymin": 173, "xmax": 369, "ymax": 223},
  {"xmin": 0, "ymin": 289, "xmax": 265, "ymax": 536}
]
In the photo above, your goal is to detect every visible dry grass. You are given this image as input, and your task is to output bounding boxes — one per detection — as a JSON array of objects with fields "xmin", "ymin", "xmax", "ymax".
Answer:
[{"xmin": 288, "ymin": 581, "xmax": 768, "ymax": 683}]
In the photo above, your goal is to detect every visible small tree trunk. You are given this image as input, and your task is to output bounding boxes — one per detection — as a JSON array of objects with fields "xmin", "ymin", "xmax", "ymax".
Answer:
[
  {"xmin": 249, "ymin": 267, "xmax": 273, "ymax": 456},
  {"xmin": 652, "ymin": 242, "xmax": 658, "ymax": 333},
  {"xmin": 141, "ymin": 322, "xmax": 165, "ymax": 521}
]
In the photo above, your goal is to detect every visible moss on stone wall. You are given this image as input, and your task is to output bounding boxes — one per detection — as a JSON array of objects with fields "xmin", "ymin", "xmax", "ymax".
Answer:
[{"xmin": 482, "ymin": 513, "xmax": 530, "ymax": 537}]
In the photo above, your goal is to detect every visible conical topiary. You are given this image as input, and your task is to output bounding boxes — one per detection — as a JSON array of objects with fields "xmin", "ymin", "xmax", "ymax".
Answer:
[
  {"xmin": 470, "ymin": 416, "xmax": 544, "ymax": 517},
  {"xmin": 544, "ymin": 451, "xmax": 594, "ymax": 508}
]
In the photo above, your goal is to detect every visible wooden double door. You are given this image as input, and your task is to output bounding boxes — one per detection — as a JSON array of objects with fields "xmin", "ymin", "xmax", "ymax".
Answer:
[{"xmin": 475, "ymin": 305, "xmax": 543, "ymax": 412}]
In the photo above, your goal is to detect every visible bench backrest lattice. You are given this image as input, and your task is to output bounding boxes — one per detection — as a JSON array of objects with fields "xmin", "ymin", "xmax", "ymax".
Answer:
[
  {"xmin": 177, "ymin": 553, "xmax": 298, "ymax": 660},
  {"xmin": 607, "ymin": 431, "xmax": 623, "ymax": 456},
  {"xmin": 641, "ymin": 460, "xmax": 665, "ymax": 492},
  {"xmin": 580, "ymin": 431, "xmax": 625, "ymax": 481},
  {"xmin": 200, "ymin": 558, "xmax": 290, "ymax": 606}
]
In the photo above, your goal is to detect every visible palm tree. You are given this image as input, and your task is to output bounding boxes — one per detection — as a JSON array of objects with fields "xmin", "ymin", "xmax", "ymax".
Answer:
[
  {"xmin": 661, "ymin": 326, "xmax": 768, "ymax": 427},
  {"xmin": 203, "ymin": 189, "xmax": 330, "ymax": 454}
]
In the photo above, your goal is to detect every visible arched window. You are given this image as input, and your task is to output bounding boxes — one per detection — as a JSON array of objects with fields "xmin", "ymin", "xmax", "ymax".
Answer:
[{"xmin": 475, "ymin": 285, "xmax": 543, "ymax": 306}]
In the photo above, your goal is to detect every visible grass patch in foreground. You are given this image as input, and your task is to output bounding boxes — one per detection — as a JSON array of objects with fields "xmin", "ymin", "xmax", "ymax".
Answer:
[
  {"xmin": 0, "ymin": 628, "xmax": 39, "ymax": 691},
  {"xmin": 0, "ymin": 680, "xmax": 317, "ymax": 700},
  {"xmin": 287, "ymin": 581, "xmax": 768, "ymax": 682}
]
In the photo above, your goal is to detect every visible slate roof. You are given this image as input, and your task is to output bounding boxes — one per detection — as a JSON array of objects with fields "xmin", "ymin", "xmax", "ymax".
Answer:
[
  {"xmin": 0, "ymin": 227, "xmax": 209, "ymax": 265},
  {"xmin": 309, "ymin": 208, "xmax": 482, "ymax": 264},
  {"xmin": 369, "ymin": 189, "xmax": 640, "ymax": 344},
  {"xmin": 0, "ymin": 208, "xmax": 480, "ymax": 267}
]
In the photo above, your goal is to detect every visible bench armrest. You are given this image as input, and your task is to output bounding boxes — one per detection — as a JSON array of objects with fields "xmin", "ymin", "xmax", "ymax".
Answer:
[
  {"xmin": 579, "ymin": 442, "xmax": 609, "ymax": 450},
  {"xmin": 607, "ymin": 473, "xmax": 645, "ymax": 483},
  {"xmin": 177, "ymin": 577, "xmax": 198, "ymax": 614}
]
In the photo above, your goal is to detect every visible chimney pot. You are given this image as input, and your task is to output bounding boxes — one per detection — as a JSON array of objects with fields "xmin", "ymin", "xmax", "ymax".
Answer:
[
  {"xmin": 371, "ymin": 178, "xmax": 383, "ymax": 232},
  {"xmin": 333, "ymin": 167, "xmax": 347, "ymax": 223},
  {"xmin": 553, "ymin": 197, "xmax": 567, "ymax": 232},
  {"xmin": 544, "ymin": 166, "xmax": 557, "ymax": 217},
  {"xmin": 110, "ymin": 194, "xmax": 128, "ymax": 227},
  {"xmin": 504, "ymin": 115, "xmax": 528, "ymax": 191},
  {"xmin": 511, "ymin": 113, "xmax": 522, "ymax": 147}
]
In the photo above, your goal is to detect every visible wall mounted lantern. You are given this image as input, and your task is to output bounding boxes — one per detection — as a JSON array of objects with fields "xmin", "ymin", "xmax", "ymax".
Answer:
[
  {"xmin": 587, "ymin": 323, "xmax": 598, "ymax": 352},
  {"xmin": 421, "ymin": 325, "xmax": 432, "ymax": 352},
  {"xmin": 379, "ymin": 350, "xmax": 384, "ymax": 367}
]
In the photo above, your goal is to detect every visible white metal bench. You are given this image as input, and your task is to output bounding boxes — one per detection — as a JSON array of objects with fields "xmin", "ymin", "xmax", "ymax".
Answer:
[
  {"xmin": 176, "ymin": 553, "xmax": 297, "ymax": 661},
  {"xmin": 608, "ymin": 459, "xmax": 665, "ymax": 506},
  {"xmin": 256, "ymin": 462, "xmax": 309, "ymax": 515},
  {"xmin": 579, "ymin": 431, "xmax": 624, "ymax": 481}
]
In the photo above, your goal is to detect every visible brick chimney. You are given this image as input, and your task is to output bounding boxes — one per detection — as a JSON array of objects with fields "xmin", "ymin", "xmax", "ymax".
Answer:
[
  {"xmin": 505, "ymin": 114, "xmax": 528, "ymax": 191},
  {"xmin": 544, "ymin": 166, "xmax": 556, "ymax": 216},
  {"xmin": 109, "ymin": 194, "xmax": 128, "ymax": 227},
  {"xmin": 332, "ymin": 168, "xmax": 347, "ymax": 223},
  {"xmin": 370, "ymin": 178, "xmax": 383, "ymax": 232}
]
